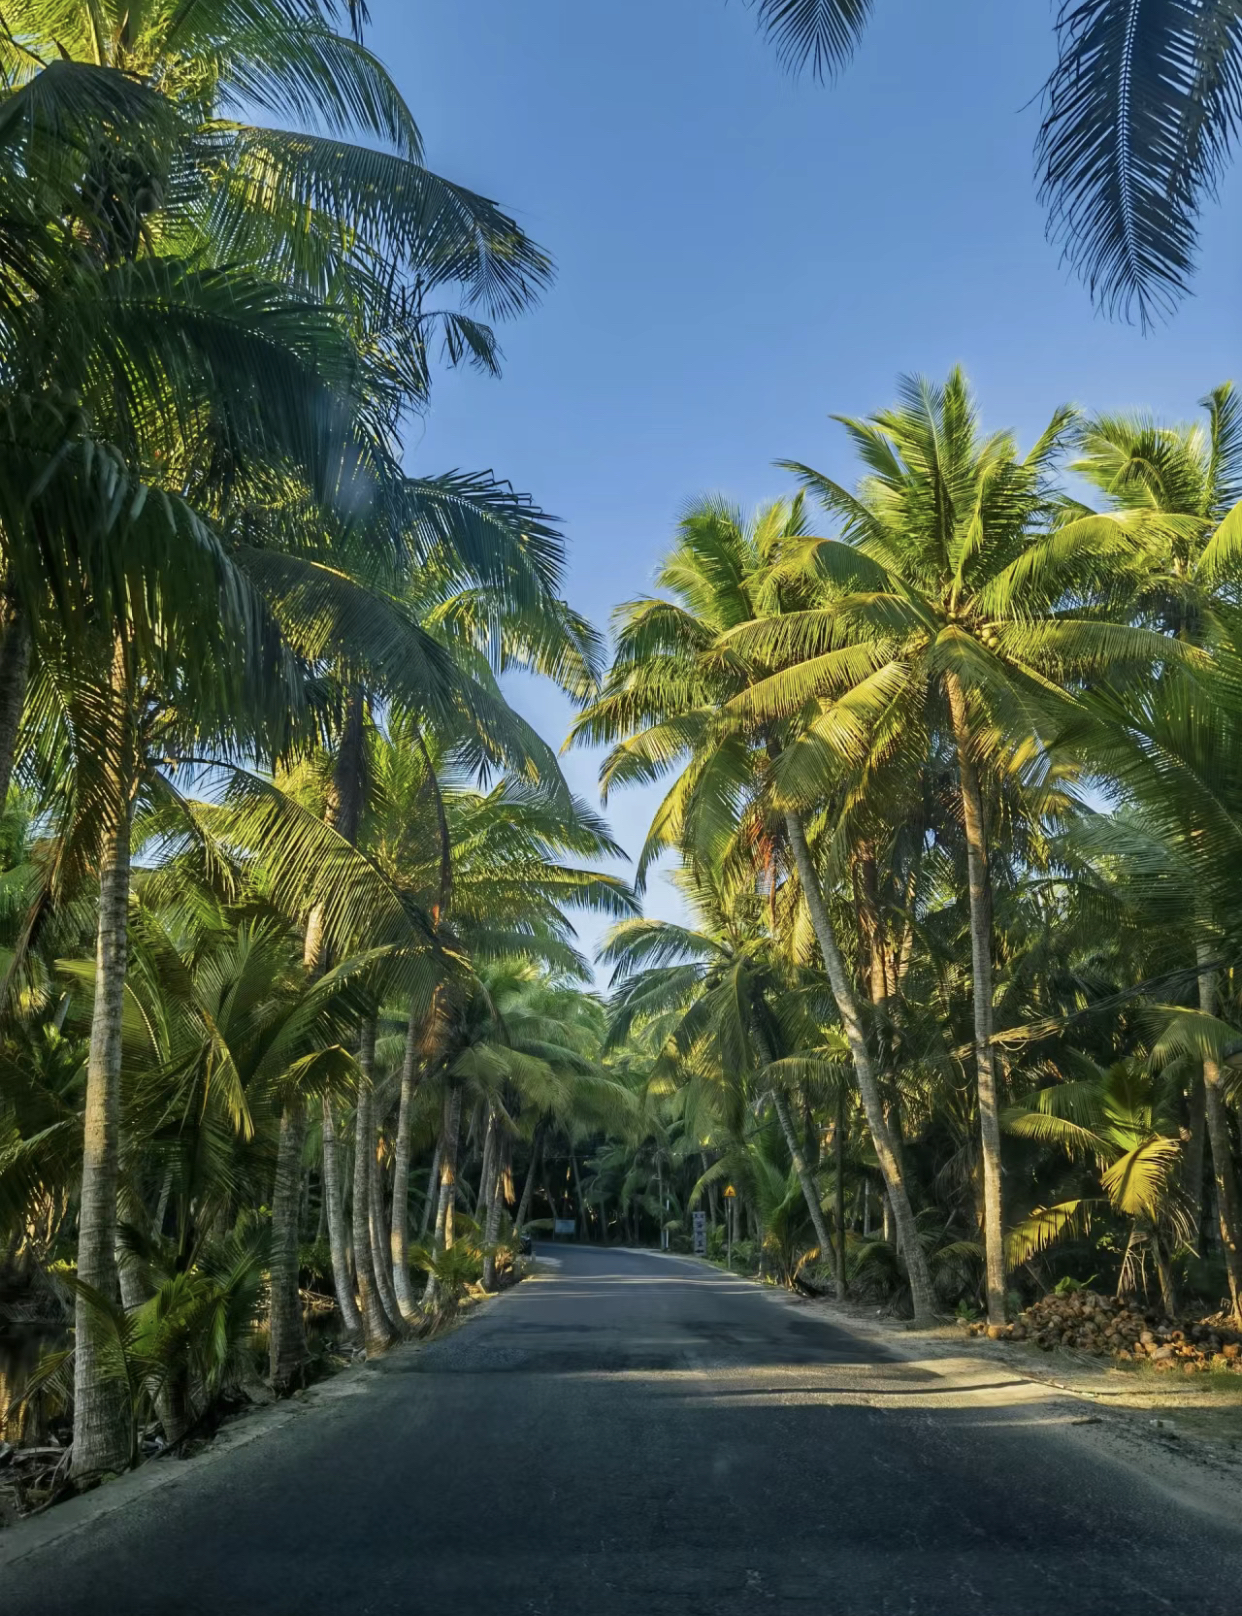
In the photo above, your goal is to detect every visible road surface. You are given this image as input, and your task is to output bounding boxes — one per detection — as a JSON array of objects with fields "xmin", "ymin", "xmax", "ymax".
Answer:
[{"xmin": 3, "ymin": 1244, "xmax": 1241, "ymax": 1613}]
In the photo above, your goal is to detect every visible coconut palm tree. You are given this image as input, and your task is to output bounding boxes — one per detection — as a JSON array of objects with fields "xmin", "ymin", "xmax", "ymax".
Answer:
[
  {"xmin": 572, "ymin": 496, "xmax": 939, "ymax": 1319},
  {"xmin": 1004, "ymin": 1054, "xmax": 1187, "ymax": 1314},
  {"xmin": 1072, "ymin": 381, "xmax": 1242, "ymax": 641},
  {"xmin": 729, "ymin": 369, "xmax": 1181, "ymax": 1321},
  {"xmin": 741, "ymin": 1, "xmax": 1242, "ymax": 323},
  {"xmin": 602, "ymin": 869, "xmax": 847, "ymax": 1288}
]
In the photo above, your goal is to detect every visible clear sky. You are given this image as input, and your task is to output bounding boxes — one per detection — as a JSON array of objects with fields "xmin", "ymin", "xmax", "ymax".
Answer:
[{"xmin": 368, "ymin": 0, "xmax": 1242, "ymax": 978}]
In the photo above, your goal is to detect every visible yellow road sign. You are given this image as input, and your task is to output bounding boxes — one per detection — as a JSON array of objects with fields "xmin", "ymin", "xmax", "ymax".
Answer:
[{"xmin": 723, "ymin": 1184, "xmax": 737, "ymax": 1198}]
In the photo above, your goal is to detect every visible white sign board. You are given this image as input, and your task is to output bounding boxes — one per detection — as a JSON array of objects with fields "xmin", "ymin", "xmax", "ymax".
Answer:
[
  {"xmin": 692, "ymin": 1209, "xmax": 708, "ymax": 1255},
  {"xmin": 552, "ymin": 1218, "xmax": 576, "ymax": 1238}
]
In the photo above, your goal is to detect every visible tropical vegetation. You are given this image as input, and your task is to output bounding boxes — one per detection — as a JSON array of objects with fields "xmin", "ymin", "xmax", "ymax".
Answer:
[
  {"xmin": 2, "ymin": 1, "xmax": 1242, "ymax": 1509},
  {"xmin": 743, "ymin": 0, "xmax": 1242, "ymax": 323}
]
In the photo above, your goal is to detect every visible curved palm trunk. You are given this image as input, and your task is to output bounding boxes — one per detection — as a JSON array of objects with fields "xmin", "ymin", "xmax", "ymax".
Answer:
[
  {"xmin": 368, "ymin": 1126, "xmax": 403, "ymax": 1330},
  {"xmin": 1183, "ymin": 1073, "xmax": 1207, "ymax": 1248},
  {"xmin": 770, "ymin": 1085, "xmax": 836, "ymax": 1276},
  {"xmin": 945, "ymin": 675, "xmax": 1006, "ymax": 1326},
  {"xmin": 269, "ymin": 1099, "xmax": 308, "ymax": 1389},
  {"xmin": 784, "ymin": 810, "xmax": 936, "ymax": 1324},
  {"xmin": 423, "ymin": 1082, "xmax": 463, "ymax": 1305},
  {"xmin": 72, "ymin": 648, "xmax": 134, "ymax": 1478},
  {"xmin": 514, "ymin": 1126, "xmax": 544, "ymax": 1234},
  {"xmin": 1197, "ymin": 946, "xmax": 1242, "ymax": 1323},
  {"xmin": 352, "ymin": 1020, "xmax": 397, "ymax": 1351},
  {"xmin": 321, "ymin": 1098, "xmax": 363, "ymax": 1341},
  {"xmin": 755, "ymin": 1027, "xmax": 833, "ymax": 1279},
  {"xmin": 390, "ymin": 999, "xmax": 423, "ymax": 1320},
  {"xmin": 481, "ymin": 1132, "xmax": 508, "ymax": 1291}
]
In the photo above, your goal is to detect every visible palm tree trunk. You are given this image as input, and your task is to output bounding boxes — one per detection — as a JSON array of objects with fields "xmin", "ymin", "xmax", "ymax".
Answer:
[
  {"xmin": 368, "ymin": 1120, "xmax": 403, "ymax": 1331},
  {"xmin": 784, "ymin": 810, "xmax": 936, "ymax": 1323},
  {"xmin": 655, "ymin": 1155, "xmax": 664, "ymax": 1249},
  {"xmin": 390, "ymin": 999, "xmax": 422, "ymax": 1321},
  {"xmin": 0, "ymin": 589, "xmax": 30, "ymax": 810},
  {"xmin": 944, "ymin": 674, "xmax": 1006, "ymax": 1326},
  {"xmin": 321, "ymin": 1098, "xmax": 363, "ymax": 1341},
  {"xmin": 1184, "ymin": 1071, "xmax": 1207, "ymax": 1249},
  {"xmin": 419, "ymin": 1142, "xmax": 441, "ymax": 1239},
  {"xmin": 570, "ymin": 1145, "xmax": 590, "ymax": 1242},
  {"xmin": 772, "ymin": 1087, "xmax": 836, "ymax": 1276},
  {"xmin": 1197, "ymin": 945, "xmax": 1242, "ymax": 1323},
  {"xmin": 481, "ymin": 1133, "xmax": 507, "ymax": 1291},
  {"xmin": 515, "ymin": 1126, "xmax": 543, "ymax": 1233},
  {"xmin": 423, "ymin": 1082, "xmax": 463, "ymax": 1304},
  {"xmin": 268, "ymin": 1098, "xmax": 308, "ymax": 1390},
  {"xmin": 477, "ymin": 1106, "xmax": 499, "ymax": 1231},
  {"xmin": 1152, "ymin": 1228, "xmax": 1177, "ymax": 1318},
  {"xmin": 72, "ymin": 645, "xmax": 134, "ymax": 1478},
  {"xmin": 298, "ymin": 680, "xmax": 369, "ymax": 1349},
  {"xmin": 352, "ymin": 1020, "xmax": 397, "ymax": 1352}
]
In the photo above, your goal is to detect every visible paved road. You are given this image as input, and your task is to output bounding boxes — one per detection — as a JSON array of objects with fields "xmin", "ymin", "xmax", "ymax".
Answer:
[{"xmin": 4, "ymin": 1245, "xmax": 1241, "ymax": 1614}]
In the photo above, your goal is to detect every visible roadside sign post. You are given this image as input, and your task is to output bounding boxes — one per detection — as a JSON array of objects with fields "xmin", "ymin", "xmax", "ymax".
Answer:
[
  {"xmin": 723, "ymin": 1184, "xmax": 736, "ymax": 1269},
  {"xmin": 692, "ymin": 1209, "xmax": 707, "ymax": 1256}
]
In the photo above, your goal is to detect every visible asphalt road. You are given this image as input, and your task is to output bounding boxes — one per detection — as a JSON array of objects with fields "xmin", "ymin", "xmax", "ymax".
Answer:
[{"xmin": 4, "ymin": 1245, "xmax": 1241, "ymax": 1614}]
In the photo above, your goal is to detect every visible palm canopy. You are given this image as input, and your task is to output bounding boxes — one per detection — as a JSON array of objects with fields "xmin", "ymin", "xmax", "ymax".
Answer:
[
  {"xmin": 0, "ymin": 2, "xmax": 551, "ymax": 347},
  {"xmin": 570, "ymin": 495, "xmax": 821, "ymax": 888},
  {"xmin": 1003, "ymin": 1052, "xmax": 1185, "ymax": 1263},
  {"xmin": 732, "ymin": 369, "xmax": 1177, "ymax": 814},
  {"xmin": 743, "ymin": 1, "xmax": 1242, "ymax": 324},
  {"xmin": 1071, "ymin": 382, "xmax": 1242, "ymax": 640}
]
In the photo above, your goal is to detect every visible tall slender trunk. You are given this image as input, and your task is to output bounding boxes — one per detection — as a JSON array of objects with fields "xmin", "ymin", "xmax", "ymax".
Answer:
[
  {"xmin": 772, "ymin": 1087, "xmax": 836, "ymax": 1275},
  {"xmin": 570, "ymin": 1146, "xmax": 590, "ymax": 1242},
  {"xmin": 0, "ymin": 590, "xmax": 30, "ymax": 810},
  {"xmin": 390, "ymin": 999, "xmax": 422, "ymax": 1321},
  {"xmin": 73, "ymin": 644, "xmax": 134, "ymax": 1478},
  {"xmin": 1153, "ymin": 1228, "xmax": 1177, "ymax": 1318},
  {"xmin": 419, "ymin": 1143, "xmax": 441, "ymax": 1240},
  {"xmin": 268, "ymin": 1099, "xmax": 308, "ymax": 1390},
  {"xmin": 481, "ymin": 1132, "xmax": 508, "ymax": 1291},
  {"xmin": 423, "ymin": 1083, "xmax": 462, "ymax": 1304},
  {"xmin": 321, "ymin": 1098, "xmax": 363, "ymax": 1341},
  {"xmin": 655, "ymin": 1156, "xmax": 664, "ymax": 1249},
  {"xmin": 352, "ymin": 1020, "xmax": 397, "ymax": 1351},
  {"xmin": 477, "ymin": 1106, "xmax": 499, "ymax": 1230},
  {"xmin": 751, "ymin": 1017, "xmax": 835, "ymax": 1271},
  {"xmin": 1197, "ymin": 945, "xmax": 1242, "ymax": 1323},
  {"xmin": 368, "ymin": 1115, "xmax": 403, "ymax": 1330},
  {"xmin": 298, "ymin": 681, "xmax": 369, "ymax": 1344},
  {"xmin": 1184, "ymin": 1071, "xmax": 1207, "ymax": 1249},
  {"xmin": 944, "ymin": 674, "xmax": 1006, "ymax": 1326},
  {"xmin": 514, "ymin": 1126, "xmax": 543, "ymax": 1233},
  {"xmin": 784, "ymin": 810, "xmax": 935, "ymax": 1323},
  {"xmin": 834, "ymin": 1085, "xmax": 847, "ymax": 1301}
]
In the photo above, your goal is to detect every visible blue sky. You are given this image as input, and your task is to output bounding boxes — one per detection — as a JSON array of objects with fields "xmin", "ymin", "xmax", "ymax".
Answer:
[{"xmin": 369, "ymin": 0, "xmax": 1242, "ymax": 978}]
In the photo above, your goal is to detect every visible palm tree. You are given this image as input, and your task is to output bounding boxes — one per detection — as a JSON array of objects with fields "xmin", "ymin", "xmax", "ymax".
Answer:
[
  {"xmin": 1072, "ymin": 381, "xmax": 1242, "ymax": 641},
  {"xmin": 572, "ymin": 496, "xmax": 938, "ymax": 1319},
  {"xmin": 1004, "ymin": 1054, "xmax": 1187, "ymax": 1314},
  {"xmin": 740, "ymin": 0, "xmax": 1242, "ymax": 323},
  {"xmin": 731, "ymin": 369, "xmax": 1178, "ymax": 1321},
  {"xmin": 602, "ymin": 870, "xmax": 846, "ymax": 1288}
]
